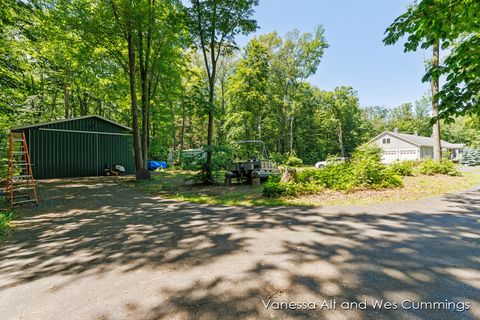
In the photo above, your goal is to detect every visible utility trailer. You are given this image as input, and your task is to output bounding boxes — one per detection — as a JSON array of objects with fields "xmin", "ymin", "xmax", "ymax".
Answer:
[{"xmin": 224, "ymin": 140, "xmax": 279, "ymax": 186}]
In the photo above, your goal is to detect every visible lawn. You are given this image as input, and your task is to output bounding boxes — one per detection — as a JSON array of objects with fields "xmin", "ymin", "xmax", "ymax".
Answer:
[{"xmin": 130, "ymin": 167, "xmax": 480, "ymax": 207}]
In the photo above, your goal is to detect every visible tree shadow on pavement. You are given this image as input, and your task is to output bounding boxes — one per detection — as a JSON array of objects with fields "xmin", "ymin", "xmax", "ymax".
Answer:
[{"xmin": 1, "ymin": 178, "xmax": 479, "ymax": 319}]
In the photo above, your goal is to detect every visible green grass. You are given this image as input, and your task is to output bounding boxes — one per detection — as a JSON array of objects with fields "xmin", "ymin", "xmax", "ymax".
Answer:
[
  {"xmin": 130, "ymin": 168, "xmax": 480, "ymax": 207},
  {"xmin": 0, "ymin": 208, "xmax": 14, "ymax": 238}
]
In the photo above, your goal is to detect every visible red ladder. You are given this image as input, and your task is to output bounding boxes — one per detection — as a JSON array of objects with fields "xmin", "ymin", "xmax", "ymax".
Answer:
[{"xmin": 6, "ymin": 132, "xmax": 39, "ymax": 208}]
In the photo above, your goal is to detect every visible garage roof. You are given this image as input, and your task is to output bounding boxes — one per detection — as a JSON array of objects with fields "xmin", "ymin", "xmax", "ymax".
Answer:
[
  {"xmin": 12, "ymin": 115, "xmax": 131, "ymax": 131},
  {"xmin": 370, "ymin": 131, "xmax": 465, "ymax": 149}
]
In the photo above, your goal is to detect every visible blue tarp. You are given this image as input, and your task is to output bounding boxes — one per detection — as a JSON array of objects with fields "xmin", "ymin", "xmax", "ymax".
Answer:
[{"xmin": 147, "ymin": 160, "xmax": 167, "ymax": 171}]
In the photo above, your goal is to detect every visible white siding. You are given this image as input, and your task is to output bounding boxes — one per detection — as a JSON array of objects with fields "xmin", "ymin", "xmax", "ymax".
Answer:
[
  {"xmin": 371, "ymin": 133, "xmax": 421, "ymax": 163},
  {"xmin": 371, "ymin": 133, "xmax": 420, "ymax": 150}
]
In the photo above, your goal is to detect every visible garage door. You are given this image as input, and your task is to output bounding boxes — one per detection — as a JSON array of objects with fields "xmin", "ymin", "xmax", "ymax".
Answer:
[
  {"xmin": 399, "ymin": 149, "xmax": 418, "ymax": 161},
  {"xmin": 382, "ymin": 151, "xmax": 398, "ymax": 163}
]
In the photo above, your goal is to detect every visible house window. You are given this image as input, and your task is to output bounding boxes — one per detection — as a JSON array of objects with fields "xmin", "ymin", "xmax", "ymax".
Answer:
[{"xmin": 382, "ymin": 138, "xmax": 391, "ymax": 144}]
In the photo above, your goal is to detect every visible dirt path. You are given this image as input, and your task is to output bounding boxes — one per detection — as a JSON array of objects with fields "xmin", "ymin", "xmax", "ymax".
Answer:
[{"xmin": 1, "ymin": 177, "xmax": 479, "ymax": 319}]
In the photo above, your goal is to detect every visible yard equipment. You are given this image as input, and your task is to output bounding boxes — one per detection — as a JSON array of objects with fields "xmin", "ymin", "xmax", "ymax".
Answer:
[
  {"xmin": 104, "ymin": 164, "xmax": 126, "ymax": 176},
  {"xmin": 6, "ymin": 132, "xmax": 39, "ymax": 208},
  {"xmin": 224, "ymin": 140, "xmax": 279, "ymax": 186}
]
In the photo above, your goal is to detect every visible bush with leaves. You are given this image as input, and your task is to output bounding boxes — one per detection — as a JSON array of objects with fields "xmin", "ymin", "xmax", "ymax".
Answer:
[
  {"xmin": 0, "ymin": 209, "xmax": 13, "ymax": 237},
  {"xmin": 461, "ymin": 148, "xmax": 480, "ymax": 166},
  {"xmin": 263, "ymin": 144, "xmax": 402, "ymax": 197},
  {"xmin": 388, "ymin": 160, "xmax": 416, "ymax": 176},
  {"xmin": 262, "ymin": 174, "xmax": 323, "ymax": 197},
  {"xmin": 418, "ymin": 159, "xmax": 460, "ymax": 176},
  {"xmin": 284, "ymin": 155, "xmax": 303, "ymax": 167},
  {"xmin": 282, "ymin": 150, "xmax": 303, "ymax": 167},
  {"xmin": 350, "ymin": 145, "xmax": 402, "ymax": 189},
  {"xmin": 262, "ymin": 175, "xmax": 286, "ymax": 197}
]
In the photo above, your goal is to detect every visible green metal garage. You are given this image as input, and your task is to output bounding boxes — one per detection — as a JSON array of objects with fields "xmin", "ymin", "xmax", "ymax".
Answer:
[{"xmin": 12, "ymin": 115, "xmax": 135, "ymax": 179}]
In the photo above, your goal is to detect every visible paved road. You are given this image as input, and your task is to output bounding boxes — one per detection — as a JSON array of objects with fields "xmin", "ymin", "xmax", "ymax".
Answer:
[{"xmin": 0, "ymin": 177, "xmax": 479, "ymax": 320}]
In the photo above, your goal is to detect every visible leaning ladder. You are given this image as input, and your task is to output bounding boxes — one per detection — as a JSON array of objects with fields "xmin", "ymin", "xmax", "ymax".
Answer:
[{"xmin": 6, "ymin": 132, "xmax": 39, "ymax": 208}]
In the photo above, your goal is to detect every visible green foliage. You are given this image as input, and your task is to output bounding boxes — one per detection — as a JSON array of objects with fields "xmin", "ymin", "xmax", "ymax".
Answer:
[
  {"xmin": 283, "ymin": 151, "xmax": 303, "ymax": 167},
  {"xmin": 262, "ymin": 174, "xmax": 323, "ymax": 198},
  {"xmin": 418, "ymin": 159, "xmax": 460, "ymax": 176},
  {"xmin": 179, "ymin": 152, "xmax": 205, "ymax": 170},
  {"xmin": 284, "ymin": 156, "xmax": 303, "ymax": 167},
  {"xmin": 384, "ymin": 0, "xmax": 480, "ymax": 119},
  {"xmin": 349, "ymin": 145, "xmax": 403, "ymax": 189},
  {"xmin": 461, "ymin": 148, "xmax": 480, "ymax": 166},
  {"xmin": 363, "ymin": 97, "xmax": 433, "ymax": 138},
  {"xmin": 0, "ymin": 209, "xmax": 13, "ymax": 237},
  {"xmin": 388, "ymin": 161, "xmax": 416, "ymax": 176},
  {"xmin": 263, "ymin": 145, "xmax": 402, "ymax": 197},
  {"xmin": 262, "ymin": 175, "xmax": 286, "ymax": 197},
  {"xmin": 2, "ymin": 0, "xmax": 476, "ymax": 183},
  {"xmin": 180, "ymin": 146, "xmax": 233, "ymax": 171}
]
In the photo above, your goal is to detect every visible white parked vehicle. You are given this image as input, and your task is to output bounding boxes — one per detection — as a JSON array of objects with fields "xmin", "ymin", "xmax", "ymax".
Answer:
[{"xmin": 315, "ymin": 157, "xmax": 346, "ymax": 168}]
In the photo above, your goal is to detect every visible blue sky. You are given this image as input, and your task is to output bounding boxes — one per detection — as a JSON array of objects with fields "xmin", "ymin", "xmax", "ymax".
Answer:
[{"xmin": 237, "ymin": 0, "xmax": 430, "ymax": 109}]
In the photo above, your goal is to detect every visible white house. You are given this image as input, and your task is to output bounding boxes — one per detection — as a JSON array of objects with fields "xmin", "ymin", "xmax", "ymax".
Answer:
[{"xmin": 369, "ymin": 129, "xmax": 465, "ymax": 163}]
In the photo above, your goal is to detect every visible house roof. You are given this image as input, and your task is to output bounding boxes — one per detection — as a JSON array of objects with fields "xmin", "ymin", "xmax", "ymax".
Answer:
[
  {"xmin": 370, "ymin": 131, "xmax": 465, "ymax": 149},
  {"xmin": 12, "ymin": 115, "xmax": 132, "ymax": 131}
]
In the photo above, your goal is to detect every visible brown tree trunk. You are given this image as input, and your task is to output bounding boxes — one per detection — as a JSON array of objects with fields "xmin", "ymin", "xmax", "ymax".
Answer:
[
  {"xmin": 138, "ymin": 33, "xmax": 149, "ymax": 168},
  {"xmin": 289, "ymin": 115, "xmax": 294, "ymax": 151},
  {"xmin": 337, "ymin": 124, "xmax": 345, "ymax": 158},
  {"xmin": 127, "ymin": 31, "xmax": 144, "ymax": 171},
  {"xmin": 51, "ymin": 89, "xmax": 57, "ymax": 119},
  {"xmin": 63, "ymin": 81, "xmax": 70, "ymax": 118},
  {"xmin": 180, "ymin": 104, "xmax": 186, "ymax": 152},
  {"xmin": 432, "ymin": 41, "xmax": 442, "ymax": 161},
  {"xmin": 205, "ymin": 75, "xmax": 215, "ymax": 182}
]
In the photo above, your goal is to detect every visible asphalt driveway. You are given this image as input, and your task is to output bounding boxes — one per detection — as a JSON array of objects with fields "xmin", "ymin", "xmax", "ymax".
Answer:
[{"xmin": 0, "ymin": 177, "xmax": 479, "ymax": 319}]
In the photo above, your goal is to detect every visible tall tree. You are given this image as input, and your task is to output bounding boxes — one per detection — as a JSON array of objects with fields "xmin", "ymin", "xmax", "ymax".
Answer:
[
  {"xmin": 65, "ymin": 0, "xmax": 186, "ymax": 176},
  {"xmin": 431, "ymin": 41, "xmax": 441, "ymax": 160},
  {"xmin": 320, "ymin": 87, "xmax": 364, "ymax": 158},
  {"xmin": 267, "ymin": 27, "xmax": 328, "ymax": 152},
  {"xmin": 384, "ymin": 0, "xmax": 480, "ymax": 158},
  {"xmin": 186, "ymin": 0, "xmax": 258, "ymax": 183},
  {"xmin": 225, "ymin": 38, "xmax": 269, "ymax": 141}
]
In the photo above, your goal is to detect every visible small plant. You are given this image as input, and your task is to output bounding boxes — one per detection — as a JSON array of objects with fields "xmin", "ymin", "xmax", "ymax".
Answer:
[
  {"xmin": 262, "ymin": 175, "xmax": 286, "ymax": 197},
  {"xmin": 0, "ymin": 209, "xmax": 14, "ymax": 237},
  {"xmin": 283, "ymin": 150, "xmax": 303, "ymax": 167}
]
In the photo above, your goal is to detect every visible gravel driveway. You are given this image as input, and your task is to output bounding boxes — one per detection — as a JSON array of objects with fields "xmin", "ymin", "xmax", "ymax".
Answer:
[{"xmin": 0, "ymin": 177, "xmax": 479, "ymax": 319}]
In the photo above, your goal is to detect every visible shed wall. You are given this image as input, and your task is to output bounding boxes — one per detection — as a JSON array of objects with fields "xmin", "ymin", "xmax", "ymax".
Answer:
[{"xmin": 21, "ymin": 117, "xmax": 135, "ymax": 179}]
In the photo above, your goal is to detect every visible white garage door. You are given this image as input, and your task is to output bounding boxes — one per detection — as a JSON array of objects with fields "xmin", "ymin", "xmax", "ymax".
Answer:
[
  {"xmin": 399, "ymin": 149, "xmax": 418, "ymax": 161},
  {"xmin": 382, "ymin": 151, "xmax": 398, "ymax": 163}
]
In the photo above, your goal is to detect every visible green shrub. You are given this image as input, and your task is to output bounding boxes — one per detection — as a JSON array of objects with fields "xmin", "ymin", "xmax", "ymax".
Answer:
[
  {"xmin": 262, "ymin": 175, "xmax": 287, "ymax": 197},
  {"xmin": 461, "ymin": 148, "xmax": 480, "ymax": 166},
  {"xmin": 262, "ymin": 173, "xmax": 324, "ymax": 197},
  {"xmin": 284, "ymin": 155, "xmax": 303, "ymax": 167},
  {"xmin": 281, "ymin": 150, "xmax": 303, "ymax": 167},
  {"xmin": 0, "ymin": 210, "xmax": 13, "ymax": 237},
  {"xmin": 179, "ymin": 152, "xmax": 205, "ymax": 170},
  {"xmin": 352, "ymin": 144, "xmax": 383, "ymax": 162},
  {"xmin": 263, "ymin": 145, "xmax": 403, "ymax": 197},
  {"xmin": 349, "ymin": 144, "xmax": 402, "ymax": 189},
  {"xmin": 388, "ymin": 160, "xmax": 416, "ymax": 176},
  {"xmin": 349, "ymin": 152, "xmax": 402, "ymax": 190},
  {"xmin": 418, "ymin": 159, "xmax": 460, "ymax": 176}
]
